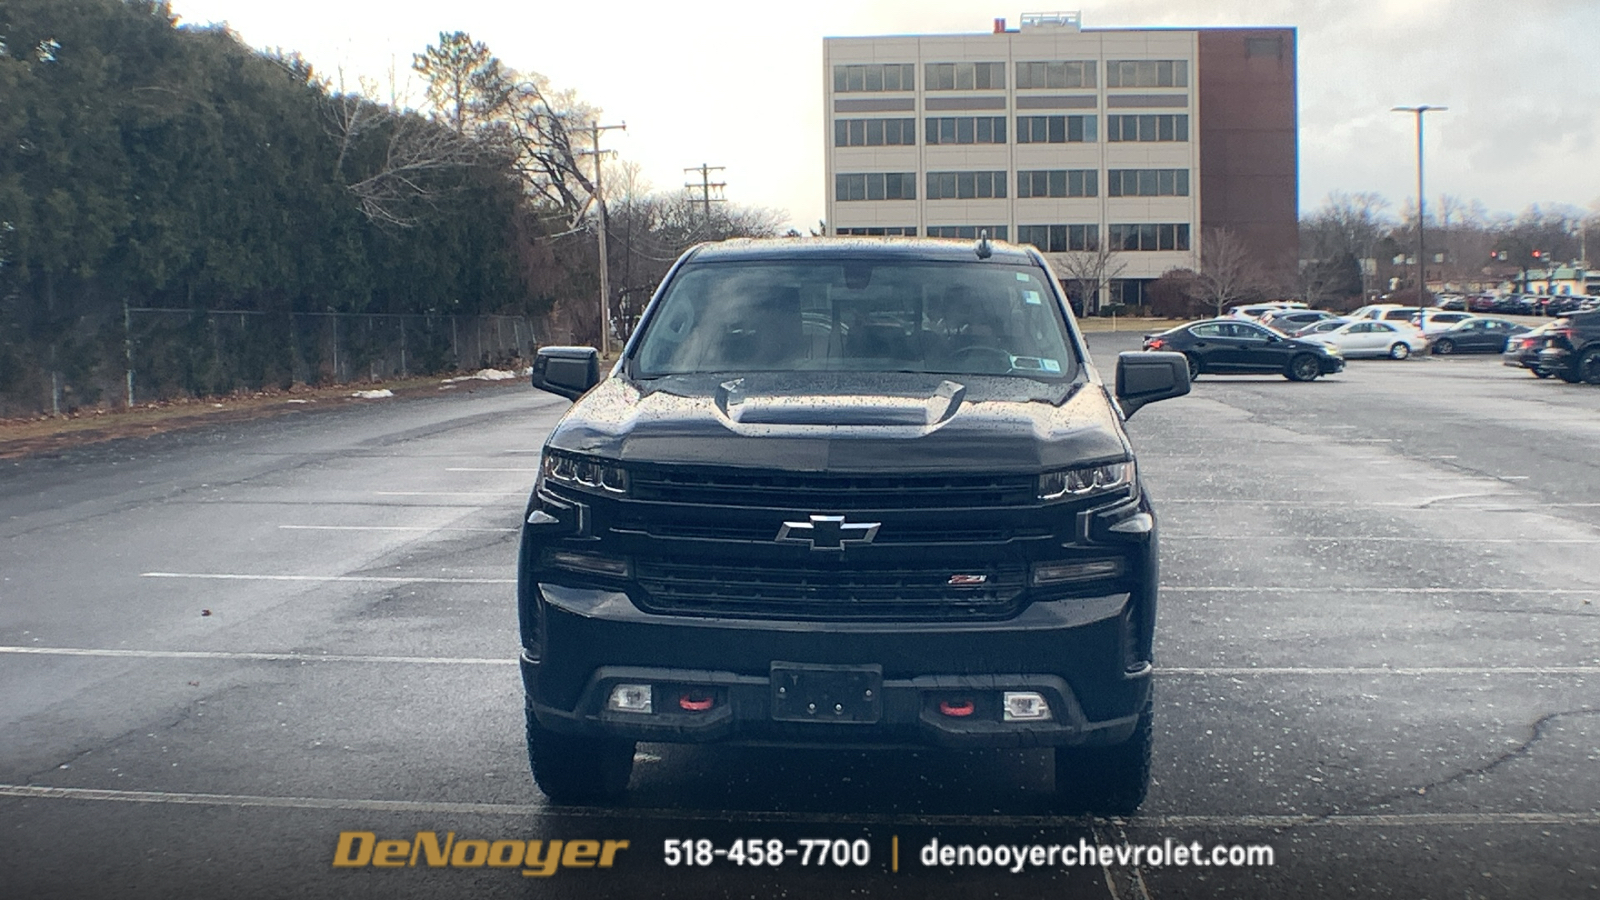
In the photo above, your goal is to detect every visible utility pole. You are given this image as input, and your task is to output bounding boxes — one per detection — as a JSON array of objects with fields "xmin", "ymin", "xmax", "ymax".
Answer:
[
  {"xmin": 578, "ymin": 121, "xmax": 626, "ymax": 356},
  {"xmin": 683, "ymin": 163, "xmax": 726, "ymax": 221},
  {"xmin": 1391, "ymin": 105, "xmax": 1447, "ymax": 325}
]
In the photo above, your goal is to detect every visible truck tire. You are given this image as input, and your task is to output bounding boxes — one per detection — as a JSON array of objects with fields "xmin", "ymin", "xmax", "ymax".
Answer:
[
  {"xmin": 1054, "ymin": 696, "xmax": 1153, "ymax": 816},
  {"xmin": 525, "ymin": 695, "xmax": 635, "ymax": 804},
  {"xmin": 1580, "ymin": 348, "xmax": 1600, "ymax": 385}
]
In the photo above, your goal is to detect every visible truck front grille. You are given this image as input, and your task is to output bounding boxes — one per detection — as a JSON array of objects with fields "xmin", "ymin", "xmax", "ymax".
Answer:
[
  {"xmin": 632, "ymin": 558, "xmax": 1028, "ymax": 621},
  {"xmin": 628, "ymin": 469, "xmax": 1037, "ymax": 509}
]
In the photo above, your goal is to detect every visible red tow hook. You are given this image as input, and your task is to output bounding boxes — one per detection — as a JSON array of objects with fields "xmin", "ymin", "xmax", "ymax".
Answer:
[
  {"xmin": 678, "ymin": 692, "xmax": 715, "ymax": 712},
  {"xmin": 938, "ymin": 699, "xmax": 976, "ymax": 718}
]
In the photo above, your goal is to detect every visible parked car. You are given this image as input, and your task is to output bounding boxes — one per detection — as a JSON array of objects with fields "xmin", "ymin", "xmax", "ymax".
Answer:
[
  {"xmin": 1429, "ymin": 318, "xmax": 1530, "ymax": 354},
  {"xmin": 1544, "ymin": 295, "xmax": 1589, "ymax": 317},
  {"xmin": 1346, "ymin": 303, "xmax": 1406, "ymax": 321},
  {"xmin": 522, "ymin": 237, "xmax": 1192, "ymax": 813},
  {"xmin": 1143, "ymin": 318, "xmax": 1345, "ymax": 381},
  {"xmin": 1536, "ymin": 311, "xmax": 1600, "ymax": 383},
  {"xmin": 1502, "ymin": 322, "xmax": 1560, "ymax": 377},
  {"xmin": 1435, "ymin": 294, "xmax": 1467, "ymax": 311},
  {"xmin": 1417, "ymin": 310, "xmax": 1476, "ymax": 336},
  {"xmin": 1228, "ymin": 301, "xmax": 1307, "ymax": 320},
  {"xmin": 1289, "ymin": 317, "xmax": 1352, "ymax": 338},
  {"xmin": 1260, "ymin": 309, "xmax": 1340, "ymax": 335},
  {"xmin": 1304, "ymin": 320, "xmax": 1428, "ymax": 359}
]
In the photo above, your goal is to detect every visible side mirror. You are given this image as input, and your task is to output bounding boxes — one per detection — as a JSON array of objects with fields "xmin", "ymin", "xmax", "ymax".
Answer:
[
  {"xmin": 1115, "ymin": 351, "xmax": 1191, "ymax": 419},
  {"xmin": 530, "ymin": 346, "xmax": 601, "ymax": 401}
]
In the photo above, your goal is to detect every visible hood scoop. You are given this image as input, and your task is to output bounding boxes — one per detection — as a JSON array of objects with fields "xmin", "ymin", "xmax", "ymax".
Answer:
[{"xmin": 715, "ymin": 378, "xmax": 966, "ymax": 428}]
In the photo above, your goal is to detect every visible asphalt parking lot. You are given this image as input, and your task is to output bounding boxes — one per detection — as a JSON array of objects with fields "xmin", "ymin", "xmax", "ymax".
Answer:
[{"xmin": 2, "ymin": 336, "xmax": 1598, "ymax": 899}]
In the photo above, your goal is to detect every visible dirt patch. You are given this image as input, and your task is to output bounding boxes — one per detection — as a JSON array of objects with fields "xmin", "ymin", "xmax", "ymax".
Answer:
[{"xmin": 0, "ymin": 372, "xmax": 529, "ymax": 460}]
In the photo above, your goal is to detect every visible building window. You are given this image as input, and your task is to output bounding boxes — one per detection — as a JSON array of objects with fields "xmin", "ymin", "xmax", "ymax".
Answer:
[
  {"xmin": 924, "ymin": 62, "xmax": 1006, "ymax": 91},
  {"xmin": 925, "ymin": 225, "xmax": 1008, "ymax": 240},
  {"xmin": 1108, "ymin": 223, "xmax": 1190, "ymax": 251},
  {"xmin": 835, "ymin": 226, "xmax": 919, "ymax": 236},
  {"xmin": 832, "ymin": 63, "xmax": 916, "ymax": 93},
  {"xmin": 1245, "ymin": 36, "xmax": 1283, "ymax": 59},
  {"xmin": 1017, "ymin": 224, "xmax": 1099, "ymax": 253},
  {"xmin": 1108, "ymin": 279, "xmax": 1153, "ymax": 306},
  {"xmin": 1106, "ymin": 59, "xmax": 1188, "ymax": 88},
  {"xmin": 835, "ymin": 173, "xmax": 918, "ymax": 201},
  {"xmin": 925, "ymin": 171, "xmax": 1008, "ymax": 200},
  {"xmin": 1016, "ymin": 114, "xmax": 1097, "ymax": 143},
  {"xmin": 1107, "ymin": 169, "xmax": 1190, "ymax": 196},
  {"xmin": 924, "ymin": 116, "xmax": 1007, "ymax": 145},
  {"xmin": 1015, "ymin": 60, "xmax": 1096, "ymax": 89},
  {"xmin": 834, "ymin": 118, "xmax": 917, "ymax": 147},
  {"xmin": 1106, "ymin": 114, "xmax": 1189, "ymax": 142},
  {"xmin": 1017, "ymin": 169, "xmax": 1098, "ymax": 198}
]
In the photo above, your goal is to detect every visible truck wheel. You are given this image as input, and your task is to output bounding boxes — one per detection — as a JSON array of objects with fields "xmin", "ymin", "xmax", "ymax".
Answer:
[
  {"xmin": 1580, "ymin": 349, "xmax": 1600, "ymax": 385},
  {"xmin": 1558, "ymin": 367, "xmax": 1582, "ymax": 384},
  {"xmin": 525, "ymin": 695, "xmax": 635, "ymax": 804},
  {"xmin": 1054, "ymin": 697, "xmax": 1152, "ymax": 816}
]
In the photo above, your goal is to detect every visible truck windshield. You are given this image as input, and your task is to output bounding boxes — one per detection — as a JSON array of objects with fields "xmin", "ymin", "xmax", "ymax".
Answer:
[{"xmin": 632, "ymin": 260, "xmax": 1078, "ymax": 379}]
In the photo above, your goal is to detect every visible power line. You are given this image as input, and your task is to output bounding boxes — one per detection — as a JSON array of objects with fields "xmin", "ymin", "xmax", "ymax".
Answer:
[{"xmin": 683, "ymin": 163, "xmax": 726, "ymax": 221}]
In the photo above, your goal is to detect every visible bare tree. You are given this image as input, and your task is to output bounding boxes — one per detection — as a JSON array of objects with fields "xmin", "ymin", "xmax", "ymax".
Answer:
[
  {"xmin": 1195, "ymin": 228, "xmax": 1268, "ymax": 316},
  {"xmin": 1054, "ymin": 244, "xmax": 1126, "ymax": 314}
]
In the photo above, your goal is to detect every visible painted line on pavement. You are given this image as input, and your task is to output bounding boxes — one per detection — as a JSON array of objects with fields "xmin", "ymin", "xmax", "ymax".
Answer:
[
  {"xmin": 140, "ymin": 572, "xmax": 514, "ymax": 584},
  {"xmin": 374, "ymin": 491, "xmax": 524, "ymax": 497},
  {"xmin": 4, "ymin": 646, "xmax": 1596, "ymax": 677},
  {"xmin": 277, "ymin": 525, "xmax": 517, "ymax": 533},
  {"xmin": 1163, "ymin": 585, "xmax": 1600, "ymax": 594},
  {"xmin": 444, "ymin": 467, "xmax": 540, "ymax": 473},
  {"xmin": 1163, "ymin": 535, "xmax": 1600, "ymax": 544},
  {"xmin": 1, "ymin": 784, "xmax": 1596, "ymax": 830},
  {"xmin": 0, "ymin": 646, "xmax": 509, "ymax": 664}
]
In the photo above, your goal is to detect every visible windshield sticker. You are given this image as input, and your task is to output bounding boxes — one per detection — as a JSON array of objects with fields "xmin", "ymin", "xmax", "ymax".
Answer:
[
  {"xmin": 1041, "ymin": 358, "xmax": 1061, "ymax": 373},
  {"xmin": 1023, "ymin": 290, "xmax": 1042, "ymax": 305},
  {"xmin": 1015, "ymin": 272, "xmax": 1029, "ymax": 281}
]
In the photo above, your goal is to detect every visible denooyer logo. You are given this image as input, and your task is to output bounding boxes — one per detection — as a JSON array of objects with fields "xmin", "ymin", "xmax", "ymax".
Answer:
[{"xmin": 333, "ymin": 831, "xmax": 629, "ymax": 877}]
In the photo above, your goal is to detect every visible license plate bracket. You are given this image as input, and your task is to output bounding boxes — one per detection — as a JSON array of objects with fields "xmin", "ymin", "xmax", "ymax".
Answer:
[{"xmin": 770, "ymin": 662, "xmax": 883, "ymax": 724}]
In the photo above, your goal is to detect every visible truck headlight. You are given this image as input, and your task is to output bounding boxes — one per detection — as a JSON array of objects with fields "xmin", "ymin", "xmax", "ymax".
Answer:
[
  {"xmin": 1038, "ymin": 461, "xmax": 1134, "ymax": 501},
  {"xmin": 540, "ymin": 451, "xmax": 629, "ymax": 496}
]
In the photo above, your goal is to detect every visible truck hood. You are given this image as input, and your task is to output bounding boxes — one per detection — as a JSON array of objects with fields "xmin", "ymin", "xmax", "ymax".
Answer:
[{"xmin": 545, "ymin": 372, "xmax": 1131, "ymax": 473}]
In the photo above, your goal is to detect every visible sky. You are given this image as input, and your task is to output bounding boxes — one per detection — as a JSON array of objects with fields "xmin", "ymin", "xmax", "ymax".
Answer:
[{"xmin": 167, "ymin": 0, "xmax": 1600, "ymax": 232}]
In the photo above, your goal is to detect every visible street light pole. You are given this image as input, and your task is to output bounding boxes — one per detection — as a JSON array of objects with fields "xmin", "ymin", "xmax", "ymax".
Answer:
[{"xmin": 1392, "ymin": 105, "xmax": 1447, "ymax": 328}]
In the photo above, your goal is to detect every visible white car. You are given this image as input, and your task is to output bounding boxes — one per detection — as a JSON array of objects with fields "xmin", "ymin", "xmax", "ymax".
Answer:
[
  {"xmin": 1305, "ymin": 320, "xmax": 1429, "ymax": 359},
  {"xmin": 1417, "ymin": 310, "xmax": 1477, "ymax": 336},
  {"xmin": 1228, "ymin": 301, "xmax": 1307, "ymax": 320}
]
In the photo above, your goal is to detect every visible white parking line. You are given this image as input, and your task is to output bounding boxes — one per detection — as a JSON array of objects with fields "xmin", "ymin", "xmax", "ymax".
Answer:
[
  {"xmin": 444, "ymin": 467, "xmax": 540, "ymax": 472},
  {"xmin": 139, "ymin": 572, "xmax": 514, "ymax": 584},
  {"xmin": 1162, "ymin": 586, "xmax": 1600, "ymax": 594},
  {"xmin": 277, "ymin": 525, "xmax": 517, "ymax": 533},
  {"xmin": 0, "ymin": 646, "xmax": 510, "ymax": 664},
  {"xmin": 5, "ymin": 646, "xmax": 1597, "ymax": 677},
  {"xmin": 373, "ymin": 491, "xmax": 524, "ymax": 497},
  {"xmin": 1164, "ymin": 536, "xmax": 1600, "ymax": 544},
  {"xmin": 1, "ymin": 783, "xmax": 1595, "ymax": 829}
]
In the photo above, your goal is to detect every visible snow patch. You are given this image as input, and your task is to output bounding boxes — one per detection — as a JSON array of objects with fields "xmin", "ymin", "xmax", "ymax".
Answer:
[
  {"xmin": 441, "ymin": 367, "xmax": 528, "ymax": 384},
  {"xmin": 351, "ymin": 389, "xmax": 394, "ymax": 399}
]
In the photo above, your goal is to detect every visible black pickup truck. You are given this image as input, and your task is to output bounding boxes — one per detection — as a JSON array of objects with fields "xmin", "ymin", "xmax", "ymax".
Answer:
[
  {"xmin": 1537, "ymin": 310, "xmax": 1600, "ymax": 383},
  {"xmin": 518, "ymin": 238, "xmax": 1189, "ymax": 813}
]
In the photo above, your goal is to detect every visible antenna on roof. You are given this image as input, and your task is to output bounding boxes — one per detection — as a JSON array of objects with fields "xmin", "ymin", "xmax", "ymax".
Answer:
[{"xmin": 975, "ymin": 228, "xmax": 993, "ymax": 260}]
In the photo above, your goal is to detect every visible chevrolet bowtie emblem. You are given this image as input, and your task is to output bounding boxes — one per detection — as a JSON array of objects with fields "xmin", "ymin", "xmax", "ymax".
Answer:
[{"xmin": 776, "ymin": 515, "xmax": 880, "ymax": 551}]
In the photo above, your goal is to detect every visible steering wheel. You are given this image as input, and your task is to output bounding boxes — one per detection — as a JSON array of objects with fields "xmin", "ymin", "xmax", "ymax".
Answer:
[{"xmin": 947, "ymin": 345, "xmax": 1013, "ymax": 374}]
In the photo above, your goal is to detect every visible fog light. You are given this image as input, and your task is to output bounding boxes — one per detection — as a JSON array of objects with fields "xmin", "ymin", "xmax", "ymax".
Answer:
[
  {"xmin": 1031, "ymin": 558, "xmax": 1122, "ymax": 586},
  {"xmin": 545, "ymin": 550, "xmax": 631, "ymax": 578},
  {"xmin": 606, "ymin": 683, "xmax": 653, "ymax": 713},
  {"xmin": 1002, "ymin": 691, "xmax": 1052, "ymax": 722}
]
